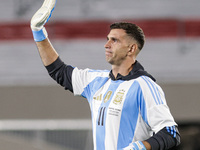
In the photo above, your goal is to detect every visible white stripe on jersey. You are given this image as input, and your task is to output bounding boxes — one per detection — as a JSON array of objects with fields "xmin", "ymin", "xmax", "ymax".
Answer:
[
  {"xmin": 105, "ymin": 80, "xmax": 135, "ymax": 150},
  {"xmin": 132, "ymin": 113, "xmax": 152, "ymax": 142}
]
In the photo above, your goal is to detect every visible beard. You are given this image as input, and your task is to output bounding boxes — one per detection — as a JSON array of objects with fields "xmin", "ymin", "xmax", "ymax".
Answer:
[{"xmin": 106, "ymin": 55, "xmax": 126, "ymax": 66}]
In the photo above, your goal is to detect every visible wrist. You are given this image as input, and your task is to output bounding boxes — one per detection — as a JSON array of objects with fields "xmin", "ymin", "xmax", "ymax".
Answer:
[
  {"xmin": 132, "ymin": 141, "xmax": 146, "ymax": 150},
  {"xmin": 142, "ymin": 141, "xmax": 151, "ymax": 150},
  {"xmin": 32, "ymin": 27, "xmax": 48, "ymax": 42}
]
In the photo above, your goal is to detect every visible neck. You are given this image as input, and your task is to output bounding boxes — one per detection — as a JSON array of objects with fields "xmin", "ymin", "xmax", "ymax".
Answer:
[{"xmin": 111, "ymin": 60, "xmax": 135, "ymax": 79}]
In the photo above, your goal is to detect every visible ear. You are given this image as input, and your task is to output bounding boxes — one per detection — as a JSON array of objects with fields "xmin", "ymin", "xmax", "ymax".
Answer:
[{"xmin": 128, "ymin": 44, "xmax": 138, "ymax": 55}]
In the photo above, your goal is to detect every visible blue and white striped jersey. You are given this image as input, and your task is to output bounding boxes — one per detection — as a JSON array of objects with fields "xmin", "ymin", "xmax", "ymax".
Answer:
[
  {"xmin": 71, "ymin": 65, "xmax": 177, "ymax": 150},
  {"xmin": 46, "ymin": 58, "xmax": 177, "ymax": 150}
]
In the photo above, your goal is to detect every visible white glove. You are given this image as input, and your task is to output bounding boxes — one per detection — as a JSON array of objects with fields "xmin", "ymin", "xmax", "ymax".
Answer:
[
  {"xmin": 123, "ymin": 141, "xmax": 146, "ymax": 150},
  {"xmin": 30, "ymin": 0, "xmax": 57, "ymax": 42}
]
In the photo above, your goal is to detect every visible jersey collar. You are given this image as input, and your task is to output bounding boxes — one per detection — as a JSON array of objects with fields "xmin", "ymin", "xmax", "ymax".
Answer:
[{"xmin": 109, "ymin": 60, "xmax": 156, "ymax": 82}]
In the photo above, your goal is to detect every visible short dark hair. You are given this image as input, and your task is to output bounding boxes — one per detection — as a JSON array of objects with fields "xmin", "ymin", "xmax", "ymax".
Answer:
[{"xmin": 110, "ymin": 22, "xmax": 145, "ymax": 50}]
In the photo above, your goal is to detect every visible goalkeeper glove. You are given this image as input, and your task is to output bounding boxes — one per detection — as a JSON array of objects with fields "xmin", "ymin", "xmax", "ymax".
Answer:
[
  {"xmin": 30, "ymin": 0, "xmax": 57, "ymax": 42},
  {"xmin": 123, "ymin": 141, "xmax": 146, "ymax": 150}
]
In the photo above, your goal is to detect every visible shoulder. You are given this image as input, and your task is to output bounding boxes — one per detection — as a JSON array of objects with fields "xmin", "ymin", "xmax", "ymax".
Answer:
[
  {"xmin": 73, "ymin": 67, "xmax": 110, "ymax": 77},
  {"xmin": 133, "ymin": 75, "xmax": 153, "ymax": 88},
  {"xmin": 135, "ymin": 75, "xmax": 166, "ymax": 106},
  {"xmin": 72, "ymin": 67, "xmax": 110, "ymax": 84},
  {"xmin": 71, "ymin": 68, "xmax": 110, "ymax": 96},
  {"xmin": 135, "ymin": 75, "xmax": 159, "ymax": 89}
]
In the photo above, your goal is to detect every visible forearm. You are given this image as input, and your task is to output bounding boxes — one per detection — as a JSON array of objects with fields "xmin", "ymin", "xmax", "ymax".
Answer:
[
  {"xmin": 36, "ymin": 38, "xmax": 59, "ymax": 66},
  {"xmin": 129, "ymin": 126, "xmax": 180, "ymax": 150},
  {"xmin": 146, "ymin": 126, "xmax": 180, "ymax": 150}
]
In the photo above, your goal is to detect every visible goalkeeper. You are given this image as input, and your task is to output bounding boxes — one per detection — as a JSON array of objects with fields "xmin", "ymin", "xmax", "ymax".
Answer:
[{"xmin": 31, "ymin": 0, "xmax": 181, "ymax": 150}]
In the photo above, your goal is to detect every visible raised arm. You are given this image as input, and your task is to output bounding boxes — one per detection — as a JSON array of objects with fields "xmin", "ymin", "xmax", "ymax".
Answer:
[
  {"xmin": 36, "ymin": 38, "xmax": 58, "ymax": 66},
  {"xmin": 30, "ymin": 0, "xmax": 58, "ymax": 66}
]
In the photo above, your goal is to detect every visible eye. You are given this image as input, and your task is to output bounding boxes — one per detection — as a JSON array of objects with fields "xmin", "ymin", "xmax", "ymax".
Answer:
[{"xmin": 111, "ymin": 37, "xmax": 117, "ymax": 42}]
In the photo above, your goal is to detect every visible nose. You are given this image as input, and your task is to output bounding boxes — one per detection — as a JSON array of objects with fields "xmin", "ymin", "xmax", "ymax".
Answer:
[{"xmin": 104, "ymin": 40, "xmax": 111, "ymax": 49}]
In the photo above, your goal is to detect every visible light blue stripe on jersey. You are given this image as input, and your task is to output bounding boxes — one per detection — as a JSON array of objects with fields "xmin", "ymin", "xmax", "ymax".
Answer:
[
  {"xmin": 80, "ymin": 75, "xmax": 109, "ymax": 150},
  {"xmin": 117, "ymin": 81, "xmax": 148, "ymax": 149},
  {"xmin": 96, "ymin": 80, "xmax": 122, "ymax": 150},
  {"xmin": 141, "ymin": 76, "xmax": 163, "ymax": 105},
  {"xmin": 81, "ymin": 76, "xmax": 109, "ymax": 101}
]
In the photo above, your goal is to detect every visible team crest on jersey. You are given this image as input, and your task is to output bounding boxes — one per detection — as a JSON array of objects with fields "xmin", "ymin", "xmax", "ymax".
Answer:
[
  {"xmin": 104, "ymin": 91, "xmax": 112, "ymax": 103},
  {"xmin": 113, "ymin": 89, "xmax": 125, "ymax": 105}
]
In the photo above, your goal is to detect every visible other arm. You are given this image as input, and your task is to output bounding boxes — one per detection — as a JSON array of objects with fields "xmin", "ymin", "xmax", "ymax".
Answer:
[
  {"xmin": 140, "ymin": 78, "xmax": 181, "ymax": 150},
  {"xmin": 124, "ymin": 78, "xmax": 181, "ymax": 150}
]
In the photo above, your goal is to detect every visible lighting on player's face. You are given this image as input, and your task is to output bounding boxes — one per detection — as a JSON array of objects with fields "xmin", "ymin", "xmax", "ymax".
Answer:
[
  {"xmin": 104, "ymin": 29, "xmax": 130, "ymax": 65},
  {"xmin": 105, "ymin": 37, "xmax": 113, "ymax": 59}
]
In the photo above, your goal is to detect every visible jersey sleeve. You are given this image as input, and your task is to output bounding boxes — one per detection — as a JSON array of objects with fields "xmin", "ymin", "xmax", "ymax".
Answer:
[
  {"xmin": 45, "ymin": 57, "xmax": 74, "ymax": 92},
  {"xmin": 137, "ymin": 76, "xmax": 177, "ymax": 133},
  {"xmin": 71, "ymin": 68, "xmax": 110, "ymax": 98}
]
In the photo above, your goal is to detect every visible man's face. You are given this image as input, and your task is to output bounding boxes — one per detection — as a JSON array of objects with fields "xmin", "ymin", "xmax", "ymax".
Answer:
[{"xmin": 104, "ymin": 29, "xmax": 131, "ymax": 66}]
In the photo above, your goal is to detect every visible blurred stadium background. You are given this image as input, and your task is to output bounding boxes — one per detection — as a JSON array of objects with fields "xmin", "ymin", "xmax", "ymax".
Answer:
[{"xmin": 0, "ymin": 0, "xmax": 200, "ymax": 149}]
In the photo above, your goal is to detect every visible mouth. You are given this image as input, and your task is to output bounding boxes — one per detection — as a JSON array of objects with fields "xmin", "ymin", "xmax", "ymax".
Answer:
[{"xmin": 105, "ymin": 50, "xmax": 112, "ymax": 57}]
